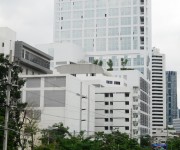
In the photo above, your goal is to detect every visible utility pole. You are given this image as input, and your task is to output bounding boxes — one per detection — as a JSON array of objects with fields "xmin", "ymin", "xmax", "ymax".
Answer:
[{"xmin": 3, "ymin": 50, "xmax": 12, "ymax": 150}]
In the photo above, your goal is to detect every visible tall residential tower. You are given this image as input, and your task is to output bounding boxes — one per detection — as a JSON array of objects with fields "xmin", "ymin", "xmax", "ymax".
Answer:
[
  {"xmin": 54, "ymin": 0, "xmax": 152, "ymax": 80},
  {"xmin": 151, "ymin": 48, "xmax": 166, "ymax": 135}
]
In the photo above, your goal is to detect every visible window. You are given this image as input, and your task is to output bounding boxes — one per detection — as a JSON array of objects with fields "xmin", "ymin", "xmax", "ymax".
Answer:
[
  {"xmin": 105, "ymin": 126, "xmax": 108, "ymax": 130},
  {"xmin": 110, "ymin": 118, "xmax": 113, "ymax": 122},
  {"xmin": 97, "ymin": 28, "xmax": 106, "ymax": 37},
  {"xmin": 125, "ymin": 118, "xmax": 129, "ymax": 122},
  {"xmin": 125, "ymin": 126, "xmax": 129, "ymax": 130},
  {"xmin": 125, "ymin": 110, "xmax": 129, "ymax": 113},
  {"xmin": 105, "ymin": 110, "xmax": 109, "ymax": 113},
  {"xmin": 110, "ymin": 126, "xmax": 113, "ymax": 130},
  {"xmin": 108, "ymin": 18, "xmax": 119, "ymax": 26},
  {"xmin": 96, "ymin": 38, "xmax": 106, "ymax": 51},
  {"xmin": 84, "ymin": 10, "xmax": 94, "ymax": 18},
  {"xmin": 110, "ymin": 93, "xmax": 113, "ymax": 97},
  {"xmin": 108, "ymin": 28, "xmax": 119, "ymax": 36},
  {"xmin": 73, "ymin": 11, "xmax": 83, "ymax": 19},
  {"xmin": 121, "ymin": 17, "xmax": 131, "ymax": 25},
  {"xmin": 108, "ymin": 38, "xmax": 119, "ymax": 51},
  {"xmin": 2, "ymin": 42, "xmax": 4, "ymax": 47},
  {"xmin": 84, "ymin": 39, "xmax": 94, "ymax": 52},
  {"xmin": 110, "ymin": 110, "xmax": 113, "ymax": 114},
  {"xmin": 73, "ymin": 21, "xmax": 82, "ymax": 28},
  {"xmin": 121, "ymin": 37, "xmax": 131, "ymax": 50},
  {"xmin": 114, "ymin": 81, "xmax": 120, "ymax": 85},
  {"xmin": 97, "ymin": 19, "xmax": 106, "ymax": 27},
  {"xmin": 105, "ymin": 93, "xmax": 109, "ymax": 97},
  {"xmin": 84, "ymin": 29, "xmax": 94, "ymax": 37},
  {"xmin": 96, "ymin": 9, "xmax": 106, "ymax": 17},
  {"xmin": 85, "ymin": 1, "xmax": 94, "ymax": 8},
  {"xmin": 72, "ymin": 30, "xmax": 82, "ymax": 38},
  {"xmin": 121, "ymin": 7, "xmax": 131, "ymax": 15},
  {"xmin": 73, "ymin": 1, "xmax": 82, "ymax": 10},
  {"xmin": 110, "ymin": 102, "xmax": 113, "ymax": 105},
  {"xmin": 105, "ymin": 102, "xmax": 109, "ymax": 105},
  {"xmin": 121, "ymin": 27, "xmax": 131, "ymax": 35},
  {"xmin": 105, "ymin": 118, "xmax": 108, "ymax": 122},
  {"xmin": 84, "ymin": 19, "xmax": 94, "ymax": 28},
  {"xmin": 125, "ymin": 93, "xmax": 129, "ymax": 97},
  {"xmin": 109, "ymin": 8, "xmax": 119, "ymax": 16},
  {"xmin": 125, "ymin": 101, "xmax": 129, "ymax": 105}
]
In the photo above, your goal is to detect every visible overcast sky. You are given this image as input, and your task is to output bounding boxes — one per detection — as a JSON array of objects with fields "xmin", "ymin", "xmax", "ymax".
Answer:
[{"xmin": 0, "ymin": 0, "xmax": 180, "ymax": 107}]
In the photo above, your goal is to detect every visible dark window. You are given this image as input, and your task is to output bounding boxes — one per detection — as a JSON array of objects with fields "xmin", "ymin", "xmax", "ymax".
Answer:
[
  {"xmin": 125, "ymin": 126, "xmax": 129, "ymax": 130},
  {"xmin": 110, "ymin": 93, "xmax": 113, "ymax": 97},
  {"xmin": 105, "ymin": 93, "xmax": 109, "ymax": 97},
  {"xmin": 125, "ymin": 101, "xmax": 129, "ymax": 105},
  {"xmin": 105, "ymin": 118, "xmax": 108, "ymax": 122},
  {"xmin": 125, "ymin": 110, "xmax": 129, "ymax": 113},
  {"xmin": 105, "ymin": 110, "xmax": 109, "ymax": 113},
  {"xmin": 105, "ymin": 102, "xmax": 109, "ymax": 105},
  {"xmin": 61, "ymin": 17, "xmax": 63, "ymax": 20},
  {"xmin": 125, "ymin": 93, "xmax": 129, "ymax": 97},
  {"xmin": 110, "ymin": 126, "xmax": 113, "ymax": 130},
  {"xmin": 110, "ymin": 110, "xmax": 113, "ymax": 114},
  {"xmin": 2, "ymin": 42, "xmax": 4, "ymax": 47},
  {"xmin": 125, "ymin": 118, "xmax": 129, "ymax": 122},
  {"xmin": 110, "ymin": 102, "xmax": 113, "ymax": 105},
  {"xmin": 110, "ymin": 118, "xmax": 113, "ymax": 122},
  {"xmin": 105, "ymin": 126, "xmax": 108, "ymax": 130},
  {"xmin": 114, "ymin": 81, "xmax": 120, "ymax": 85}
]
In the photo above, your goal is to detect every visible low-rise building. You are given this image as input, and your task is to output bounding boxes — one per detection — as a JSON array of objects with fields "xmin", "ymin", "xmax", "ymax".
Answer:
[
  {"xmin": 21, "ymin": 74, "xmax": 95, "ymax": 135},
  {"xmin": 173, "ymin": 118, "xmax": 180, "ymax": 134},
  {"xmin": 15, "ymin": 41, "xmax": 53, "ymax": 75}
]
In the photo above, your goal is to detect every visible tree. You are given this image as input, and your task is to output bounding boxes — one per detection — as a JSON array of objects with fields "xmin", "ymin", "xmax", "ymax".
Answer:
[
  {"xmin": 121, "ymin": 58, "xmax": 128, "ymax": 70},
  {"xmin": 107, "ymin": 59, "xmax": 113, "ymax": 71},
  {"xmin": 93, "ymin": 59, "xmax": 103, "ymax": 66},
  {"xmin": 0, "ymin": 53, "xmax": 27, "ymax": 149}
]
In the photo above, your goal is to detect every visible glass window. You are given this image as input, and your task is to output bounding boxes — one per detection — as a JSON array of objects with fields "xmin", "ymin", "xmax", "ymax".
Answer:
[
  {"xmin": 85, "ymin": 0, "xmax": 94, "ymax": 8},
  {"xmin": 61, "ymin": 21, "xmax": 71, "ymax": 29},
  {"xmin": 84, "ymin": 39, "xmax": 94, "ymax": 52},
  {"xmin": 109, "ymin": 8, "xmax": 119, "ymax": 16},
  {"xmin": 61, "ymin": 12, "xmax": 71, "ymax": 20},
  {"xmin": 121, "ymin": 7, "xmax": 131, "ymax": 15},
  {"xmin": 61, "ymin": 2, "xmax": 71, "ymax": 10},
  {"xmin": 108, "ymin": 28, "xmax": 119, "ymax": 36},
  {"xmin": 133, "ymin": 26, "xmax": 138, "ymax": 34},
  {"xmin": 108, "ymin": 38, "xmax": 119, "ymax": 51},
  {"xmin": 121, "ymin": 0, "xmax": 131, "ymax": 6},
  {"xmin": 133, "ymin": 7, "xmax": 138, "ymax": 14},
  {"xmin": 121, "ymin": 27, "xmax": 131, "ymax": 35},
  {"xmin": 121, "ymin": 17, "xmax": 131, "ymax": 25},
  {"xmin": 84, "ymin": 19, "xmax": 94, "ymax": 28},
  {"xmin": 96, "ymin": 38, "xmax": 106, "ymax": 51},
  {"xmin": 121, "ymin": 37, "xmax": 131, "ymax": 50},
  {"xmin": 72, "ymin": 30, "xmax": 82, "ymax": 38},
  {"xmin": 97, "ymin": 28, "xmax": 106, "ymax": 37},
  {"xmin": 61, "ymin": 31, "xmax": 70, "ymax": 39},
  {"xmin": 73, "ymin": 1, "xmax": 82, "ymax": 10},
  {"xmin": 97, "ymin": 0, "xmax": 106, "ymax": 8},
  {"xmin": 108, "ymin": 18, "xmax": 119, "ymax": 26},
  {"xmin": 133, "ymin": 0, "xmax": 138, "ymax": 5},
  {"xmin": 108, "ymin": 0, "xmax": 119, "ymax": 7},
  {"xmin": 84, "ymin": 29, "xmax": 94, "ymax": 37},
  {"xmin": 73, "ymin": 11, "xmax": 83, "ymax": 19},
  {"xmin": 84, "ymin": 10, "xmax": 94, "ymax": 18},
  {"xmin": 73, "ymin": 20, "xmax": 82, "ymax": 28},
  {"xmin": 112, "ymin": 56, "xmax": 119, "ymax": 66},
  {"xmin": 96, "ymin": 9, "xmax": 106, "ymax": 17},
  {"xmin": 133, "ymin": 37, "xmax": 138, "ymax": 50},
  {"xmin": 97, "ymin": 19, "xmax": 106, "ymax": 27},
  {"xmin": 133, "ymin": 17, "xmax": 138, "ymax": 24}
]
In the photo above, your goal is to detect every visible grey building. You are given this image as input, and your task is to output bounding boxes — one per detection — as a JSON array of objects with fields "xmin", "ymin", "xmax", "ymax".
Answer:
[
  {"xmin": 14, "ymin": 41, "xmax": 53, "ymax": 75},
  {"xmin": 166, "ymin": 71, "xmax": 177, "ymax": 125}
]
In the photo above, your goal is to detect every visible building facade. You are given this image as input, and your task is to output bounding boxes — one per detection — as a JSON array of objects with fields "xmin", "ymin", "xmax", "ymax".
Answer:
[
  {"xmin": 151, "ymin": 48, "xmax": 166, "ymax": 135},
  {"xmin": 21, "ymin": 74, "xmax": 95, "ymax": 134},
  {"xmin": 54, "ymin": 0, "xmax": 152, "ymax": 80},
  {"xmin": 0, "ymin": 27, "xmax": 16, "ymax": 56},
  {"xmin": 173, "ymin": 119, "xmax": 180, "ymax": 134},
  {"xmin": 166, "ymin": 71, "xmax": 177, "ymax": 125}
]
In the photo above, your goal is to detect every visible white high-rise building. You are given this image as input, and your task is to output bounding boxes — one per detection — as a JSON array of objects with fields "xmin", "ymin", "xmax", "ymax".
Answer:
[
  {"xmin": 54, "ymin": 0, "xmax": 152, "ymax": 80},
  {"xmin": 151, "ymin": 48, "xmax": 166, "ymax": 135}
]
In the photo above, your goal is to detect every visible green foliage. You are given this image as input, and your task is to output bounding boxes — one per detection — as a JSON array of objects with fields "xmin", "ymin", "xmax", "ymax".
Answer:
[
  {"xmin": 36, "ymin": 123, "xmax": 142, "ymax": 150},
  {"xmin": 93, "ymin": 59, "xmax": 103, "ymax": 66},
  {"xmin": 107, "ymin": 59, "xmax": 113, "ymax": 71},
  {"xmin": 0, "ymin": 54, "xmax": 27, "ymax": 150},
  {"xmin": 167, "ymin": 137, "xmax": 180, "ymax": 150},
  {"xmin": 121, "ymin": 58, "xmax": 128, "ymax": 70}
]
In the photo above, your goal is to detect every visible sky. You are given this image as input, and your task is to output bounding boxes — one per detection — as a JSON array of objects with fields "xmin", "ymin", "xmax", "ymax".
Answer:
[{"xmin": 0, "ymin": 0, "xmax": 180, "ymax": 107}]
